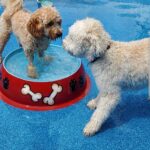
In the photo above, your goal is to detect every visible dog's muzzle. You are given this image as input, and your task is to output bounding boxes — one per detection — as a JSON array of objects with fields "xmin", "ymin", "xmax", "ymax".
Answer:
[{"xmin": 49, "ymin": 30, "xmax": 62, "ymax": 40}]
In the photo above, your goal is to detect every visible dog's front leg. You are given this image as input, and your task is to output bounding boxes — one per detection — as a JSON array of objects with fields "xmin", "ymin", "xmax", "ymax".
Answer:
[
  {"xmin": 27, "ymin": 52, "xmax": 37, "ymax": 78},
  {"xmin": 84, "ymin": 87, "xmax": 120, "ymax": 136},
  {"xmin": 38, "ymin": 50, "xmax": 44, "ymax": 58},
  {"xmin": 38, "ymin": 50, "xmax": 53, "ymax": 65}
]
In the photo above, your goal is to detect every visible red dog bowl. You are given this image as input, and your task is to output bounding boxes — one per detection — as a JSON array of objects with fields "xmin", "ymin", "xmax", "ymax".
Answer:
[{"xmin": 0, "ymin": 45, "xmax": 90, "ymax": 111}]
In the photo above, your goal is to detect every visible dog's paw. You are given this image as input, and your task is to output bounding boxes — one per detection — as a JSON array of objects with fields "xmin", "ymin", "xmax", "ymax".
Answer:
[
  {"xmin": 43, "ymin": 55, "xmax": 53, "ymax": 64},
  {"xmin": 83, "ymin": 121, "xmax": 99, "ymax": 136},
  {"xmin": 27, "ymin": 65, "xmax": 38, "ymax": 79},
  {"xmin": 87, "ymin": 99, "xmax": 97, "ymax": 110}
]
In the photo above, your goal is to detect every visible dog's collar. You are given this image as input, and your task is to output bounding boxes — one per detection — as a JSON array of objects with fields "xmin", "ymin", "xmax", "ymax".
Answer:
[{"xmin": 90, "ymin": 44, "xmax": 111, "ymax": 63}]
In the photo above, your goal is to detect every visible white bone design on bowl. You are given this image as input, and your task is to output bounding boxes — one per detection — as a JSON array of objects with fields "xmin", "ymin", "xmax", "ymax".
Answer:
[
  {"xmin": 43, "ymin": 84, "xmax": 62, "ymax": 105},
  {"xmin": 21, "ymin": 84, "xmax": 42, "ymax": 102}
]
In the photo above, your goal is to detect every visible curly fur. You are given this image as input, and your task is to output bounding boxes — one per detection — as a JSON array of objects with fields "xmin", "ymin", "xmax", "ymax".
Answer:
[
  {"xmin": 0, "ymin": 11, "xmax": 11, "ymax": 63},
  {"xmin": 0, "ymin": 0, "xmax": 62, "ymax": 78},
  {"xmin": 63, "ymin": 18, "xmax": 150, "ymax": 136}
]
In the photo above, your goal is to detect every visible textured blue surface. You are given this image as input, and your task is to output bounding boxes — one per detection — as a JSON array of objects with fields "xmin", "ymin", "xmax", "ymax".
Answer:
[{"xmin": 0, "ymin": 0, "xmax": 150, "ymax": 150}]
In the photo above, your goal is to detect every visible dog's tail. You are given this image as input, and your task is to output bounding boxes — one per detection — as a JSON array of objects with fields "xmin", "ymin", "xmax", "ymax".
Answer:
[
  {"xmin": 0, "ymin": 0, "xmax": 8, "ymax": 7},
  {"xmin": 0, "ymin": 0, "xmax": 23, "ymax": 63},
  {"xmin": 0, "ymin": 0, "xmax": 23, "ymax": 19}
]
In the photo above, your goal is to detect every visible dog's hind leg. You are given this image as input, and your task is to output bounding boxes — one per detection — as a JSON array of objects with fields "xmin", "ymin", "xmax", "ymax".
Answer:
[
  {"xmin": 0, "ymin": 13, "xmax": 11, "ymax": 63},
  {"xmin": 84, "ymin": 86, "xmax": 120, "ymax": 136}
]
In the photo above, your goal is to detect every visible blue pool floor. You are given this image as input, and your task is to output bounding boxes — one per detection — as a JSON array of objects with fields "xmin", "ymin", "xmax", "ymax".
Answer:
[{"xmin": 0, "ymin": 0, "xmax": 150, "ymax": 150}]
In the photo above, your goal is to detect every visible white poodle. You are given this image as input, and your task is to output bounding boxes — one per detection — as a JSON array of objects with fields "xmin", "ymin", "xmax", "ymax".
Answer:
[{"xmin": 63, "ymin": 18, "xmax": 150, "ymax": 136}]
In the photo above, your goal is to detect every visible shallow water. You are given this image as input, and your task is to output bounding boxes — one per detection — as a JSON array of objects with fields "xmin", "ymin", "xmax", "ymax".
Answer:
[
  {"xmin": 5, "ymin": 45, "xmax": 81, "ymax": 82},
  {"xmin": 37, "ymin": 0, "xmax": 53, "ymax": 7}
]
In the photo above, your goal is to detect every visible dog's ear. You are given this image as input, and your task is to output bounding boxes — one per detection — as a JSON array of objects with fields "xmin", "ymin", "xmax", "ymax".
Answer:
[
  {"xmin": 86, "ymin": 32, "xmax": 111, "ymax": 57},
  {"xmin": 27, "ymin": 17, "xmax": 44, "ymax": 38}
]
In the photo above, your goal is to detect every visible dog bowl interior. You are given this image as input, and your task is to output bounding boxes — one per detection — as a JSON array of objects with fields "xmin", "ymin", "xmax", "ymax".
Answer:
[{"xmin": 4, "ymin": 45, "xmax": 81, "ymax": 82}]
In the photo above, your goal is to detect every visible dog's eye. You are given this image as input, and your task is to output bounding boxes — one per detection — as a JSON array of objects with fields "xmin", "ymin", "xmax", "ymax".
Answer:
[
  {"xmin": 47, "ymin": 21, "xmax": 54, "ymax": 27},
  {"xmin": 58, "ymin": 21, "xmax": 61, "ymax": 25},
  {"xmin": 57, "ymin": 20, "xmax": 62, "ymax": 25},
  {"xmin": 58, "ymin": 22, "xmax": 61, "ymax": 25}
]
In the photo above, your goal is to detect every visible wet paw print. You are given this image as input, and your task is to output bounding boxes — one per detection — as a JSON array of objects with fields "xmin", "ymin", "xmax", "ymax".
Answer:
[{"xmin": 3, "ymin": 77, "xmax": 9, "ymax": 89}]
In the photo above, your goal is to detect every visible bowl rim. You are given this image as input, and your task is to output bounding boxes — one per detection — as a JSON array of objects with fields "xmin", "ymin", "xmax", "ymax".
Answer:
[{"xmin": 3, "ymin": 44, "xmax": 82, "ymax": 83}]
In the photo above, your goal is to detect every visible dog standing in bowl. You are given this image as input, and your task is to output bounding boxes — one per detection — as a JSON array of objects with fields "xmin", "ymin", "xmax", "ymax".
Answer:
[
  {"xmin": 63, "ymin": 18, "xmax": 150, "ymax": 136},
  {"xmin": 0, "ymin": 0, "xmax": 62, "ymax": 78}
]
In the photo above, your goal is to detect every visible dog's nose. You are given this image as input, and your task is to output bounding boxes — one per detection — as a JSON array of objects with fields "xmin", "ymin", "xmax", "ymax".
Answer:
[
  {"xmin": 68, "ymin": 51, "xmax": 74, "ymax": 55},
  {"xmin": 57, "ymin": 32, "xmax": 62, "ymax": 37}
]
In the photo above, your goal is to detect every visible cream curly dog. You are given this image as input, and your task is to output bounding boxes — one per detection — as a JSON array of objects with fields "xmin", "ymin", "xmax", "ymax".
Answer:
[
  {"xmin": 63, "ymin": 18, "xmax": 150, "ymax": 136},
  {"xmin": 0, "ymin": 0, "xmax": 62, "ymax": 78}
]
